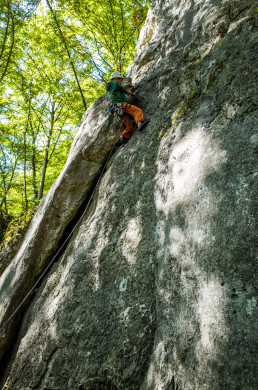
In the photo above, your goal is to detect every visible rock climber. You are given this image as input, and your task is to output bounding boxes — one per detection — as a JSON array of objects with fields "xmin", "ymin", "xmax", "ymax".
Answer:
[{"xmin": 106, "ymin": 71, "xmax": 149, "ymax": 147}]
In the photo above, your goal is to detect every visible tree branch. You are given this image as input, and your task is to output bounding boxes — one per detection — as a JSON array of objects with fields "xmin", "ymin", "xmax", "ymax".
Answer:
[{"xmin": 46, "ymin": 0, "xmax": 87, "ymax": 110}]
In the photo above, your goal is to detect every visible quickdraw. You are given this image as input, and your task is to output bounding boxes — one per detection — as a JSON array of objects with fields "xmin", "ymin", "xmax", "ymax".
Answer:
[{"xmin": 112, "ymin": 102, "xmax": 127, "ymax": 122}]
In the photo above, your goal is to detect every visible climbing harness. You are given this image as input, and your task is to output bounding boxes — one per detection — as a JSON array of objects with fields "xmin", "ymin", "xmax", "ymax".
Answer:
[
  {"xmin": 113, "ymin": 103, "xmax": 124, "ymax": 116},
  {"xmin": 0, "ymin": 135, "xmax": 122, "ymax": 333},
  {"xmin": 110, "ymin": 102, "xmax": 127, "ymax": 122}
]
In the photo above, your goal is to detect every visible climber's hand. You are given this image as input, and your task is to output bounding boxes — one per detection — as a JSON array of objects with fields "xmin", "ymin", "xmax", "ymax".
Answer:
[{"xmin": 126, "ymin": 90, "xmax": 136, "ymax": 96}]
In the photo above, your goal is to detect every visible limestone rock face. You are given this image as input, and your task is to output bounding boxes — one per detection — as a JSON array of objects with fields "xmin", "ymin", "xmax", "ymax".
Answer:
[
  {"xmin": 0, "ymin": 94, "xmax": 117, "ymax": 368},
  {"xmin": 0, "ymin": 0, "xmax": 257, "ymax": 389}
]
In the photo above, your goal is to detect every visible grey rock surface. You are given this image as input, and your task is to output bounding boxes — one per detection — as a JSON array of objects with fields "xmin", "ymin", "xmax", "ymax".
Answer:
[
  {"xmin": 0, "ymin": 0, "xmax": 257, "ymax": 389},
  {"xmin": 0, "ymin": 94, "xmax": 118, "ymax": 367}
]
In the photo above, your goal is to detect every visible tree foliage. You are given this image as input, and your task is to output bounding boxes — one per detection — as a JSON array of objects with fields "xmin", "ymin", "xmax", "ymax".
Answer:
[{"xmin": 0, "ymin": 0, "xmax": 149, "ymax": 217}]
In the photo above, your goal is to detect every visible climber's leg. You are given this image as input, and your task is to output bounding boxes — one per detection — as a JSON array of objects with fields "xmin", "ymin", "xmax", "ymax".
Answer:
[
  {"xmin": 121, "ymin": 115, "xmax": 134, "ymax": 140},
  {"xmin": 115, "ymin": 102, "xmax": 148, "ymax": 142},
  {"xmin": 125, "ymin": 103, "xmax": 149, "ymax": 131},
  {"xmin": 125, "ymin": 104, "xmax": 144, "ymax": 126}
]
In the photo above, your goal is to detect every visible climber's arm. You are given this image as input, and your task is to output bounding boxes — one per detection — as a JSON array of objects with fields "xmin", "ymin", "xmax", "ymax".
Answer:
[
  {"xmin": 117, "ymin": 80, "xmax": 136, "ymax": 96},
  {"xmin": 126, "ymin": 90, "xmax": 136, "ymax": 97}
]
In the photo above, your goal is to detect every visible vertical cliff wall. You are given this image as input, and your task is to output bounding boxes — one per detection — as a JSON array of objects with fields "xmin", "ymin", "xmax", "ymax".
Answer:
[{"xmin": 0, "ymin": 0, "xmax": 257, "ymax": 389}]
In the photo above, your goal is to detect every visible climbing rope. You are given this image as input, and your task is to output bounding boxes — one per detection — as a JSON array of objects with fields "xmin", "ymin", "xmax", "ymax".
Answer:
[{"xmin": 0, "ymin": 136, "xmax": 120, "ymax": 333}]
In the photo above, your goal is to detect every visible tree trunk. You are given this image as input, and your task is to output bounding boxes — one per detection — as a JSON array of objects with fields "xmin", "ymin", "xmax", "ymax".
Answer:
[
  {"xmin": 38, "ymin": 101, "xmax": 55, "ymax": 200},
  {"xmin": 0, "ymin": 174, "xmax": 7, "ymax": 214},
  {"xmin": 23, "ymin": 98, "xmax": 32, "ymax": 212},
  {"xmin": 23, "ymin": 130, "xmax": 28, "ymax": 212},
  {"xmin": 30, "ymin": 121, "xmax": 39, "ymax": 200},
  {"xmin": 0, "ymin": 155, "xmax": 19, "ymax": 212},
  {"xmin": 0, "ymin": 5, "xmax": 10, "ymax": 61},
  {"xmin": 0, "ymin": 0, "xmax": 15, "ymax": 82}
]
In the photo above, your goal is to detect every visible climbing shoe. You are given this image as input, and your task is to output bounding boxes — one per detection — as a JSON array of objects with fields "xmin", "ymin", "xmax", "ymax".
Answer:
[
  {"xmin": 114, "ymin": 137, "xmax": 127, "ymax": 148},
  {"xmin": 138, "ymin": 119, "xmax": 150, "ymax": 132}
]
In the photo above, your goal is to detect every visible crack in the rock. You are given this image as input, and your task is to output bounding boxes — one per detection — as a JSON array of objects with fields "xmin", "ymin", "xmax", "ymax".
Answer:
[
  {"xmin": 0, "ymin": 146, "xmax": 116, "ymax": 387},
  {"xmin": 32, "ymin": 346, "xmax": 59, "ymax": 390}
]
